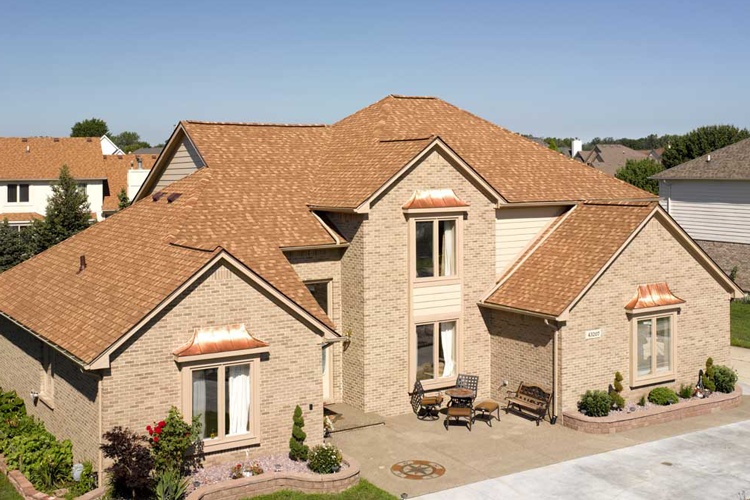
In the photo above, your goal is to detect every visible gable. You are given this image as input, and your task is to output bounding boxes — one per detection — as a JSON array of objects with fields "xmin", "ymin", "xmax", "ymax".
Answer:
[{"xmin": 154, "ymin": 136, "xmax": 204, "ymax": 192}]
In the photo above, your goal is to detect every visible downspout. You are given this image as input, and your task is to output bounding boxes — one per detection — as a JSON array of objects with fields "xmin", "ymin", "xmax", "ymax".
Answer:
[
  {"xmin": 545, "ymin": 319, "xmax": 559, "ymax": 425},
  {"xmin": 97, "ymin": 373, "xmax": 104, "ymax": 486}
]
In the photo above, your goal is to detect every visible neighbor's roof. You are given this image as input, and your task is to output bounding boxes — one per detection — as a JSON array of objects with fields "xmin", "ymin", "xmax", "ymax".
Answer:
[
  {"xmin": 101, "ymin": 154, "xmax": 158, "ymax": 212},
  {"xmin": 485, "ymin": 201, "xmax": 656, "ymax": 317},
  {"xmin": 584, "ymin": 144, "xmax": 649, "ymax": 176},
  {"xmin": 651, "ymin": 138, "xmax": 750, "ymax": 180},
  {"xmin": 1, "ymin": 212, "xmax": 44, "ymax": 223},
  {"xmin": 0, "ymin": 137, "xmax": 107, "ymax": 180},
  {"xmin": 0, "ymin": 95, "xmax": 656, "ymax": 365},
  {"xmin": 311, "ymin": 96, "xmax": 652, "ymax": 207}
]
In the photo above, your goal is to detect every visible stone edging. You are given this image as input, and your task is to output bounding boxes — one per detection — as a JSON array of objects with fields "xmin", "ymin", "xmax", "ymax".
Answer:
[
  {"xmin": 563, "ymin": 388, "xmax": 743, "ymax": 434},
  {"xmin": 0, "ymin": 453, "xmax": 106, "ymax": 500},
  {"xmin": 186, "ymin": 455, "xmax": 361, "ymax": 500}
]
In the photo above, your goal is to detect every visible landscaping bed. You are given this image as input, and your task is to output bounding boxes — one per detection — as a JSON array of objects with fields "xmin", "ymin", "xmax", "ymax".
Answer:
[{"xmin": 564, "ymin": 388, "xmax": 742, "ymax": 434}]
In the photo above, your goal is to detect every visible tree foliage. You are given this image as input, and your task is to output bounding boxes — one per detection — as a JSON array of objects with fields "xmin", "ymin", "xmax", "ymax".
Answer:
[
  {"xmin": 70, "ymin": 118, "xmax": 109, "ymax": 138},
  {"xmin": 117, "ymin": 188, "xmax": 131, "ymax": 210},
  {"xmin": 111, "ymin": 131, "xmax": 151, "ymax": 153},
  {"xmin": 33, "ymin": 165, "xmax": 91, "ymax": 253},
  {"xmin": 547, "ymin": 138, "xmax": 558, "ymax": 151},
  {"xmin": 101, "ymin": 427, "xmax": 155, "ymax": 498},
  {"xmin": 0, "ymin": 221, "xmax": 33, "ymax": 271},
  {"xmin": 661, "ymin": 125, "xmax": 750, "ymax": 168},
  {"xmin": 614, "ymin": 159, "xmax": 664, "ymax": 195},
  {"xmin": 585, "ymin": 133, "xmax": 677, "ymax": 151},
  {"xmin": 288, "ymin": 405, "xmax": 308, "ymax": 461}
]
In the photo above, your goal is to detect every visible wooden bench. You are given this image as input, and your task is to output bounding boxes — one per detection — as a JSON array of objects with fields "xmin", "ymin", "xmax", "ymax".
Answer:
[{"xmin": 504, "ymin": 382, "xmax": 552, "ymax": 426}]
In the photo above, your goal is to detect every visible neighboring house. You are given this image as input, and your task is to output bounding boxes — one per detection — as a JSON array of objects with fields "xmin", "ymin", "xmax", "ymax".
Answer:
[
  {"xmin": 652, "ymin": 138, "xmax": 750, "ymax": 290},
  {"xmin": 576, "ymin": 144, "xmax": 650, "ymax": 176},
  {"xmin": 132, "ymin": 146, "xmax": 163, "ymax": 155},
  {"xmin": 0, "ymin": 137, "xmax": 156, "ymax": 226},
  {"xmin": 638, "ymin": 148, "xmax": 664, "ymax": 162},
  {"xmin": 0, "ymin": 96, "xmax": 740, "ymax": 478},
  {"xmin": 100, "ymin": 135, "xmax": 124, "ymax": 155}
]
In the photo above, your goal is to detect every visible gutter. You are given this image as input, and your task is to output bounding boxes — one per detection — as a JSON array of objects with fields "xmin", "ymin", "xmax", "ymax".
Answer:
[
  {"xmin": 281, "ymin": 243, "xmax": 349, "ymax": 252},
  {"xmin": 477, "ymin": 301, "xmax": 561, "ymax": 321},
  {"xmin": 0, "ymin": 311, "xmax": 88, "ymax": 369}
]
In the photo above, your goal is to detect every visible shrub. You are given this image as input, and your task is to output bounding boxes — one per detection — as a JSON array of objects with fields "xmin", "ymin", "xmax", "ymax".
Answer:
[
  {"xmin": 307, "ymin": 443, "xmax": 343, "ymax": 474},
  {"xmin": 577, "ymin": 390, "xmax": 611, "ymax": 417},
  {"xmin": 64, "ymin": 462, "xmax": 96, "ymax": 499},
  {"xmin": 5, "ymin": 428, "xmax": 73, "ymax": 492},
  {"xmin": 638, "ymin": 395, "xmax": 646, "ymax": 407},
  {"xmin": 155, "ymin": 469, "xmax": 189, "ymax": 500},
  {"xmin": 613, "ymin": 372, "xmax": 624, "ymax": 394},
  {"xmin": 289, "ymin": 405, "xmax": 308, "ymax": 461},
  {"xmin": 610, "ymin": 372, "xmax": 625, "ymax": 410},
  {"xmin": 713, "ymin": 365, "xmax": 738, "ymax": 394},
  {"xmin": 147, "ymin": 407, "xmax": 202, "ymax": 475},
  {"xmin": 101, "ymin": 426, "xmax": 155, "ymax": 498},
  {"xmin": 648, "ymin": 387, "xmax": 678, "ymax": 406},
  {"xmin": 678, "ymin": 384, "xmax": 694, "ymax": 399},
  {"xmin": 704, "ymin": 358, "xmax": 716, "ymax": 392}
]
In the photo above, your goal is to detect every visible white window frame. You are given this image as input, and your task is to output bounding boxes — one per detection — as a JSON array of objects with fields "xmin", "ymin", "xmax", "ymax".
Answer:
[
  {"xmin": 7, "ymin": 184, "xmax": 30, "ymax": 204},
  {"xmin": 629, "ymin": 310, "xmax": 677, "ymax": 387},
  {"xmin": 40, "ymin": 344, "xmax": 54, "ymax": 408},
  {"xmin": 180, "ymin": 356, "xmax": 261, "ymax": 452}
]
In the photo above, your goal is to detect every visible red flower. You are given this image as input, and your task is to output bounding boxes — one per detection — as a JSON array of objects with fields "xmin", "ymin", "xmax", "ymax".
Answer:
[
  {"xmin": 158, "ymin": 421, "xmax": 166, "ymax": 428},
  {"xmin": 154, "ymin": 427, "xmax": 162, "ymax": 435},
  {"xmin": 146, "ymin": 425, "xmax": 152, "ymax": 435},
  {"xmin": 153, "ymin": 436, "xmax": 159, "ymax": 443},
  {"xmin": 185, "ymin": 432, "xmax": 191, "ymax": 437}
]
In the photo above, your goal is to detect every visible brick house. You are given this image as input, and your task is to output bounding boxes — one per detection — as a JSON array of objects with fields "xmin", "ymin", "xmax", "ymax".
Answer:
[{"xmin": 0, "ymin": 96, "xmax": 741, "ymax": 478}]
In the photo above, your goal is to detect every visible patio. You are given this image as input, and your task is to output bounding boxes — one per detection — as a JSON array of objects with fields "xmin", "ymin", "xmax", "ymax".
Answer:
[{"xmin": 330, "ymin": 395, "xmax": 750, "ymax": 498}]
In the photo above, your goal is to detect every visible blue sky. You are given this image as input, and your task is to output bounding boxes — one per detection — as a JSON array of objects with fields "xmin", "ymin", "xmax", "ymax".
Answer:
[{"xmin": 1, "ymin": 0, "xmax": 748, "ymax": 145}]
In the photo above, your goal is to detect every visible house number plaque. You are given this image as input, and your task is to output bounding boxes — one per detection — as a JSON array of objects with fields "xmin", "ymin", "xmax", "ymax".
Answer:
[{"xmin": 585, "ymin": 329, "xmax": 602, "ymax": 340}]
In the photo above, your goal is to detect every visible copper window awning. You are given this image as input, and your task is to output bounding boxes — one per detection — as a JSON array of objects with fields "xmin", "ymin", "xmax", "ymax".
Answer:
[
  {"xmin": 173, "ymin": 323, "xmax": 269, "ymax": 358},
  {"xmin": 625, "ymin": 283, "xmax": 685, "ymax": 310}
]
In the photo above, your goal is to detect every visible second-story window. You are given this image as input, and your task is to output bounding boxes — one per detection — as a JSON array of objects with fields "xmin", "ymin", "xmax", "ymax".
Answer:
[
  {"xmin": 415, "ymin": 219, "xmax": 456, "ymax": 278},
  {"xmin": 7, "ymin": 184, "xmax": 29, "ymax": 203}
]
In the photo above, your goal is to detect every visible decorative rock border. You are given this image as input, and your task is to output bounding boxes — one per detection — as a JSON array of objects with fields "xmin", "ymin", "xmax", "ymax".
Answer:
[
  {"xmin": 186, "ymin": 455, "xmax": 360, "ymax": 500},
  {"xmin": 563, "ymin": 388, "xmax": 742, "ymax": 434},
  {"xmin": 0, "ymin": 454, "xmax": 105, "ymax": 500}
]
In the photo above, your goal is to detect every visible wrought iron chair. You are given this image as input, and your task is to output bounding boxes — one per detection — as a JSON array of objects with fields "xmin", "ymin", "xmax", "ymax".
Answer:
[
  {"xmin": 410, "ymin": 380, "xmax": 444, "ymax": 420},
  {"xmin": 456, "ymin": 373, "xmax": 479, "ymax": 401}
]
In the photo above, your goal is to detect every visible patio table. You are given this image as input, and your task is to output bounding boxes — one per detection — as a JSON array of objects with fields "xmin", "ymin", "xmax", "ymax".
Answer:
[{"xmin": 445, "ymin": 388, "xmax": 474, "ymax": 408}]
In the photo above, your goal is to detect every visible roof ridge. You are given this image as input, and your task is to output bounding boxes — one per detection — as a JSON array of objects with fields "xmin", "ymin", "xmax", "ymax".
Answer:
[
  {"xmin": 379, "ymin": 136, "xmax": 434, "ymax": 143},
  {"xmin": 389, "ymin": 94, "xmax": 437, "ymax": 99},
  {"xmin": 184, "ymin": 120, "xmax": 327, "ymax": 128}
]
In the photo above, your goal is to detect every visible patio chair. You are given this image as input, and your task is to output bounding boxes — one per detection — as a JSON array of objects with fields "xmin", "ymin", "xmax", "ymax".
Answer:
[
  {"xmin": 445, "ymin": 402, "xmax": 473, "ymax": 431},
  {"xmin": 456, "ymin": 373, "xmax": 479, "ymax": 400},
  {"xmin": 410, "ymin": 380, "xmax": 444, "ymax": 420}
]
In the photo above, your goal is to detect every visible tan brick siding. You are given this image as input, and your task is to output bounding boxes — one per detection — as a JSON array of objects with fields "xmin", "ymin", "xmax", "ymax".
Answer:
[
  {"xmin": 560, "ymin": 216, "xmax": 732, "ymax": 412},
  {"xmin": 363, "ymin": 150, "xmax": 496, "ymax": 416},
  {"xmin": 102, "ymin": 262, "xmax": 325, "ymax": 462},
  {"xmin": 487, "ymin": 310, "xmax": 554, "ymax": 403},
  {"xmin": 0, "ymin": 317, "xmax": 100, "ymax": 464}
]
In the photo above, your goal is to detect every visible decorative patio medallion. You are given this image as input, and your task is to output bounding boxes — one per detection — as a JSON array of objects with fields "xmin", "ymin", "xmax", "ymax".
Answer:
[{"xmin": 391, "ymin": 460, "xmax": 446, "ymax": 480}]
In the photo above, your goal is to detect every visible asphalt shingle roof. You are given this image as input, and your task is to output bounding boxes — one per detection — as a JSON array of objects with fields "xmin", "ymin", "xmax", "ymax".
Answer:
[{"xmin": 652, "ymin": 138, "xmax": 750, "ymax": 180}]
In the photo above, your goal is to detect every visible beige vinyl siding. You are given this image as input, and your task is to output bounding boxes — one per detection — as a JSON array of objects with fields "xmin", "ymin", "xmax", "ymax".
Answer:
[
  {"xmin": 661, "ymin": 180, "xmax": 750, "ymax": 244},
  {"xmin": 412, "ymin": 282, "xmax": 461, "ymax": 320},
  {"xmin": 154, "ymin": 138, "xmax": 204, "ymax": 191},
  {"xmin": 495, "ymin": 206, "xmax": 563, "ymax": 275}
]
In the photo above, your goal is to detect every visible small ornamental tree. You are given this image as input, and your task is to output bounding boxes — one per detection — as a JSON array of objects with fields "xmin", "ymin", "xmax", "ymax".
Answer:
[
  {"xmin": 117, "ymin": 188, "xmax": 131, "ymax": 211},
  {"xmin": 101, "ymin": 426, "xmax": 154, "ymax": 499},
  {"xmin": 147, "ymin": 406, "xmax": 202, "ymax": 475},
  {"xmin": 610, "ymin": 372, "xmax": 625, "ymax": 409},
  {"xmin": 289, "ymin": 405, "xmax": 308, "ymax": 461},
  {"xmin": 703, "ymin": 357, "xmax": 716, "ymax": 392}
]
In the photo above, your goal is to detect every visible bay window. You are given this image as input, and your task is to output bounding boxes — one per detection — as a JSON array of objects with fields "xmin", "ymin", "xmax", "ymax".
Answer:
[
  {"xmin": 415, "ymin": 219, "xmax": 457, "ymax": 279},
  {"xmin": 632, "ymin": 313, "xmax": 675, "ymax": 385},
  {"xmin": 415, "ymin": 320, "xmax": 457, "ymax": 383}
]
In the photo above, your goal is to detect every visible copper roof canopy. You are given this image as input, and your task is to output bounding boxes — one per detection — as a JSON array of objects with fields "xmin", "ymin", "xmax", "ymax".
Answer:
[
  {"xmin": 173, "ymin": 323, "xmax": 269, "ymax": 357},
  {"xmin": 402, "ymin": 188, "xmax": 469, "ymax": 210},
  {"xmin": 625, "ymin": 282, "xmax": 685, "ymax": 310}
]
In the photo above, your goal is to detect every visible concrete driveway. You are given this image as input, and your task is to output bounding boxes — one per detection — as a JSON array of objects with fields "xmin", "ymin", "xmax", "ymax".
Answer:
[{"xmin": 417, "ymin": 419, "xmax": 750, "ymax": 499}]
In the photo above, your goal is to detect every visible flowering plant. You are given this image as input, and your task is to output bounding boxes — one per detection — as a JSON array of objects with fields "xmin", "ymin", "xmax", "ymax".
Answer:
[
  {"xmin": 248, "ymin": 461, "xmax": 264, "ymax": 475},
  {"xmin": 229, "ymin": 463, "xmax": 244, "ymax": 480},
  {"xmin": 147, "ymin": 406, "xmax": 203, "ymax": 475}
]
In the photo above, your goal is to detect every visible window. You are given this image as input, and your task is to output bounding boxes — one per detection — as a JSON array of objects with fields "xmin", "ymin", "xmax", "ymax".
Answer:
[
  {"xmin": 414, "ymin": 219, "xmax": 457, "ymax": 279},
  {"xmin": 7, "ymin": 184, "xmax": 29, "ymax": 204},
  {"xmin": 633, "ymin": 314, "xmax": 674, "ymax": 384},
  {"xmin": 415, "ymin": 320, "xmax": 457, "ymax": 382},
  {"xmin": 305, "ymin": 280, "xmax": 331, "ymax": 316},
  {"xmin": 40, "ymin": 344, "xmax": 54, "ymax": 406},
  {"xmin": 185, "ymin": 359, "xmax": 259, "ymax": 450}
]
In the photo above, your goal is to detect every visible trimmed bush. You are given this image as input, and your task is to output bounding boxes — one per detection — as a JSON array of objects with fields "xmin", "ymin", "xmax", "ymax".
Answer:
[
  {"xmin": 678, "ymin": 384, "xmax": 694, "ymax": 399},
  {"xmin": 307, "ymin": 443, "xmax": 343, "ymax": 474},
  {"xmin": 713, "ymin": 365, "xmax": 738, "ymax": 394},
  {"xmin": 611, "ymin": 372, "xmax": 625, "ymax": 410},
  {"xmin": 289, "ymin": 405, "xmax": 308, "ymax": 461},
  {"xmin": 703, "ymin": 358, "xmax": 716, "ymax": 392},
  {"xmin": 577, "ymin": 390, "xmax": 611, "ymax": 417},
  {"xmin": 648, "ymin": 387, "xmax": 678, "ymax": 406}
]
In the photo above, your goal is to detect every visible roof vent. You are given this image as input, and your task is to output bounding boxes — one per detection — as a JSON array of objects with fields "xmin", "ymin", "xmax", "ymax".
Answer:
[
  {"xmin": 86, "ymin": 138, "xmax": 92, "ymax": 142},
  {"xmin": 53, "ymin": 138, "xmax": 59, "ymax": 142},
  {"xmin": 21, "ymin": 138, "xmax": 27, "ymax": 143},
  {"xmin": 707, "ymin": 154, "xmax": 711, "ymax": 162},
  {"xmin": 26, "ymin": 146, "xmax": 30, "ymax": 154},
  {"xmin": 152, "ymin": 192, "xmax": 165, "ymax": 202},
  {"xmin": 137, "ymin": 157, "xmax": 143, "ymax": 169},
  {"xmin": 167, "ymin": 193, "xmax": 182, "ymax": 203},
  {"xmin": 78, "ymin": 255, "xmax": 86, "ymax": 273}
]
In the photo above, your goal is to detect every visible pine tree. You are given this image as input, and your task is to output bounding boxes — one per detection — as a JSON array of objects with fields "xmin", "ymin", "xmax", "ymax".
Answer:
[
  {"xmin": 289, "ymin": 405, "xmax": 308, "ymax": 461},
  {"xmin": 34, "ymin": 165, "xmax": 91, "ymax": 252},
  {"xmin": 0, "ymin": 220, "xmax": 32, "ymax": 272},
  {"xmin": 117, "ymin": 188, "xmax": 131, "ymax": 210}
]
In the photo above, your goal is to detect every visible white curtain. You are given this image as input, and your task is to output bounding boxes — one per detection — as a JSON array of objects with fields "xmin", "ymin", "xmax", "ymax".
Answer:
[
  {"xmin": 440, "ymin": 322, "xmax": 455, "ymax": 378},
  {"xmin": 442, "ymin": 222, "xmax": 454, "ymax": 276},
  {"xmin": 227, "ymin": 365, "xmax": 251, "ymax": 435},
  {"xmin": 192, "ymin": 371, "xmax": 207, "ymax": 437}
]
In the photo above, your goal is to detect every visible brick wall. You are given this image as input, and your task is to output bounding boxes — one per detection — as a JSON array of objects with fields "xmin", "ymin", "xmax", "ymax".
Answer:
[
  {"xmin": 362, "ymin": 149, "xmax": 496, "ymax": 416},
  {"xmin": 487, "ymin": 310, "xmax": 554, "ymax": 403},
  {"xmin": 561, "ymin": 215, "xmax": 732, "ymax": 412},
  {"xmin": 102, "ymin": 262, "xmax": 325, "ymax": 464},
  {"xmin": 0, "ymin": 317, "xmax": 100, "ymax": 464}
]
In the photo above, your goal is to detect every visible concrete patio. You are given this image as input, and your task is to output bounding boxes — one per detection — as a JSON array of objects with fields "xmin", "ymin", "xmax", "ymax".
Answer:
[{"xmin": 331, "ymin": 396, "xmax": 750, "ymax": 498}]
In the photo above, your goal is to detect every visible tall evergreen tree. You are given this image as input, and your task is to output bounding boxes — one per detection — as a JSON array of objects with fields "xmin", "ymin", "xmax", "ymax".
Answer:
[
  {"xmin": 34, "ymin": 165, "xmax": 92, "ymax": 252},
  {"xmin": 0, "ymin": 221, "xmax": 33, "ymax": 272},
  {"xmin": 117, "ymin": 188, "xmax": 131, "ymax": 210}
]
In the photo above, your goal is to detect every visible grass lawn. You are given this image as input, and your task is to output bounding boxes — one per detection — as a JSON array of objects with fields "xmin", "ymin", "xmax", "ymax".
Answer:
[
  {"xmin": 243, "ymin": 480, "xmax": 396, "ymax": 500},
  {"xmin": 731, "ymin": 301, "xmax": 750, "ymax": 348},
  {"xmin": 0, "ymin": 473, "xmax": 22, "ymax": 500}
]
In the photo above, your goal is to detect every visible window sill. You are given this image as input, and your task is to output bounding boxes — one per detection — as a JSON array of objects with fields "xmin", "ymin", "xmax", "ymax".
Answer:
[
  {"xmin": 39, "ymin": 393, "xmax": 54, "ymax": 410},
  {"xmin": 202, "ymin": 434, "xmax": 259, "ymax": 453},
  {"xmin": 420, "ymin": 376, "xmax": 457, "ymax": 392},
  {"xmin": 630, "ymin": 373, "xmax": 675, "ymax": 388},
  {"xmin": 413, "ymin": 277, "xmax": 460, "ymax": 287}
]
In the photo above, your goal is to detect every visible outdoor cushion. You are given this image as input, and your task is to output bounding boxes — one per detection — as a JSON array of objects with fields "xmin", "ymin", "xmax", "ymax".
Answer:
[
  {"xmin": 475, "ymin": 401, "xmax": 499, "ymax": 412},
  {"xmin": 447, "ymin": 407, "xmax": 471, "ymax": 417},
  {"xmin": 421, "ymin": 395, "xmax": 443, "ymax": 405}
]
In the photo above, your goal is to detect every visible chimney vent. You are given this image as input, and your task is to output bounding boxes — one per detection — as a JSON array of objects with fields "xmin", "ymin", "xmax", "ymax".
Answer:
[
  {"xmin": 137, "ymin": 158, "xmax": 143, "ymax": 169},
  {"xmin": 78, "ymin": 255, "xmax": 86, "ymax": 273},
  {"xmin": 21, "ymin": 138, "xmax": 27, "ymax": 142},
  {"xmin": 152, "ymin": 192, "xmax": 165, "ymax": 202},
  {"xmin": 571, "ymin": 139, "xmax": 583, "ymax": 159},
  {"xmin": 167, "ymin": 193, "xmax": 182, "ymax": 203},
  {"xmin": 53, "ymin": 138, "xmax": 59, "ymax": 142},
  {"xmin": 26, "ymin": 146, "xmax": 30, "ymax": 154},
  {"xmin": 707, "ymin": 154, "xmax": 711, "ymax": 162},
  {"xmin": 86, "ymin": 138, "xmax": 92, "ymax": 142}
]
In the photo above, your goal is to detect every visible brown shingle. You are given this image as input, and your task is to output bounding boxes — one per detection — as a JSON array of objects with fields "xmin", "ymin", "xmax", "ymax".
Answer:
[
  {"xmin": 0, "ymin": 137, "xmax": 106, "ymax": 180},
  {"xmin": 102, "ymin": 154, "xmax": 158, "ymax": 211},
  {"xmin": 486, "ymin": 202, "xmax": 656, "ymax": 317},
  {"xmin": 652, "ymin": 137, "xmax": 750, "ymax": 180}
]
